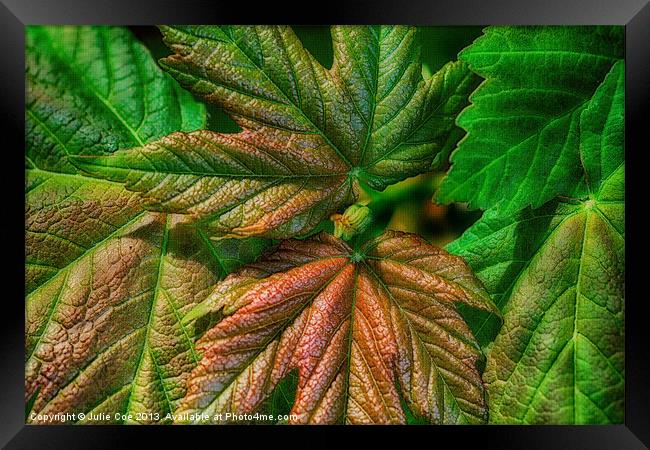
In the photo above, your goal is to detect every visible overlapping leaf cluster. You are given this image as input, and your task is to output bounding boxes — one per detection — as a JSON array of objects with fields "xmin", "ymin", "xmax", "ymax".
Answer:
[
  {"xmin": 24, "ymin": 25, "xmax": 625, "ymax": 426},
  {"xmin": 442, "ymin": 26, "xmax": 625, "ymax": 424},
  {"xmin": 25, "ymin": 25, "xmax": 490, "ymax": 425}
]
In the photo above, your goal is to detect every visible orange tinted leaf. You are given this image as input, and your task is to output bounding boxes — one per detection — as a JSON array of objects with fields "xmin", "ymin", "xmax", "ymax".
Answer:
[{"xmin": 177, "ymin": 231, "xmax": 496, "ymax": 424}]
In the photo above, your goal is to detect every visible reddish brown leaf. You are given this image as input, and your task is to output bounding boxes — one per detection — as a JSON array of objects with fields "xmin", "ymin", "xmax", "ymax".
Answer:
[{"xmin": 176, "ymin": 231, "xmax": 497, "ymax": 424}]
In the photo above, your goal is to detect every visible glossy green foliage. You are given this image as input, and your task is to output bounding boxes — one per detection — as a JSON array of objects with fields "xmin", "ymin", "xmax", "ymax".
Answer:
[
  {"xmin": 437, "ymin": 26, "xmax": 624, "ymax": 213},
  {"xmin": 482, "ymin": 166, "xmax": 623, "ymax": 424},
  {"xmin": 448, "ymin": 51, "xmax": 625, "ymax": 424},
  {"xmin": 26, "ymin": 25, "xmax": 206, "ymax": 292}
]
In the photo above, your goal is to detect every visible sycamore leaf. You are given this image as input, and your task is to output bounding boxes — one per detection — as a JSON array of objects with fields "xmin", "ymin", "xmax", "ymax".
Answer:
[
  {"xmin": 71, "ymin": 25, "xmax": 479, "ymax": 239},
  {"xmin": 25, "ymin": 26, "xmax": 269, "ymax": 423},
  {"xmin": 448, "ymin": 62, "xmax": 624, "ymax": 423},
  {"xmin": 174, "ymin": 231, "xmax": 497, "ymax": 424},
  {"xmin": 437, "ymin": 26, "xmax": 623, "ymax": 213},
  {"xmin": 483, "ymin": 166, "xmax": 624, "ymax": 424},
  {"xmin": 26, "ymin": 214, "xmax": 268, "ymax": 424}
]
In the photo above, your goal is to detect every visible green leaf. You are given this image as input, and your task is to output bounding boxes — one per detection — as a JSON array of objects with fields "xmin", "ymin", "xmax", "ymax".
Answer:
[
  {"xmin": 71, "ymin": 25, "xmax": 479, "ymax": 239},
  {"xmin": 448, "ymin": 62, "xmax": 624, "ymax": 423},
  {"xmin": 264, "ymin": 370, "xmax": 299, "ymax": 422},
  {"xmin": 487, "ymin": 167, "xmax": 623, "ymax": 424},
  {"xmin": 453, "ymin": 167, "xmax": 624, "ymax": 424},
  {"xmin": 437, "ymin": 26, "xmax": 624, "ymax": 213},
  {"xmin": 25, "ymin": 26, "xmax": 270, "ymax": 424},
  {"xmin": 26, "ymin": 26, "xmax": 205, "ymax": 173}
]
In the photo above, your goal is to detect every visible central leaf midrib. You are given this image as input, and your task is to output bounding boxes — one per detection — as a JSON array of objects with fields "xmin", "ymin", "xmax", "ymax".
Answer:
[
  {"xmin": 76, "ymin": 161, "xmax": 348, "ymax": 179},
  {"xmin": 508, "ymin": 209, "xmax": 592, "ymax": 423},
  {"xmin": 346, "ymin": 273, "xmax": 403, "ymax": 423},
  {"xmin": 507, "ymin": 211, "xmax": 589, "ymax": 422},
  {"xmin": 358, "ymin": 28, "xmax": 380, "ymax": 168},
  {"xmin": 26, "ymin": 167, "xmax": 127, "ymax": 191},
  {"xmin": 340, "ymin": 264, "xmax": 360, "ymax": 423},
  {"xmin": 572, "ymin": 206, "xmax": 592, "ymax": 423},
  {"xmin": 124, "ymin": 214, "xmax": 171, "ymax": 419}
]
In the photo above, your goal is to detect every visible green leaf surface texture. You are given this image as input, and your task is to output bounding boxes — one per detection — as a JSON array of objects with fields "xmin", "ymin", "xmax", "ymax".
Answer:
[
  {"xmin": 437, "ymin": 26, "xmax": 624, "ymax": 213},
  {"xmin": 448, "ymin": 56, "xmax": 624, "ymax": 423}
]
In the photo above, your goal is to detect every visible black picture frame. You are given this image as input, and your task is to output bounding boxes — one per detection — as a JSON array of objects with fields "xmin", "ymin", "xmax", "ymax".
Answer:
[{"xmin": 2, "ymin": 0, "xmax": 648, "ymax": 447}]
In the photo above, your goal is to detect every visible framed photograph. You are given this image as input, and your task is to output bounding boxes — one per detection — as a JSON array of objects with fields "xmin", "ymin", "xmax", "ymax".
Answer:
[{"xmin": 2, "ymin": 0, "xmax": 647, "ymax": 447}]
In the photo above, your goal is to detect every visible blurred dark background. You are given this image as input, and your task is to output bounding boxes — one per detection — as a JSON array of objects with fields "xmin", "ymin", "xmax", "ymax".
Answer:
[{"xmin": 130, "ymin": 26, "xmax": 485, "ymax": 247}]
